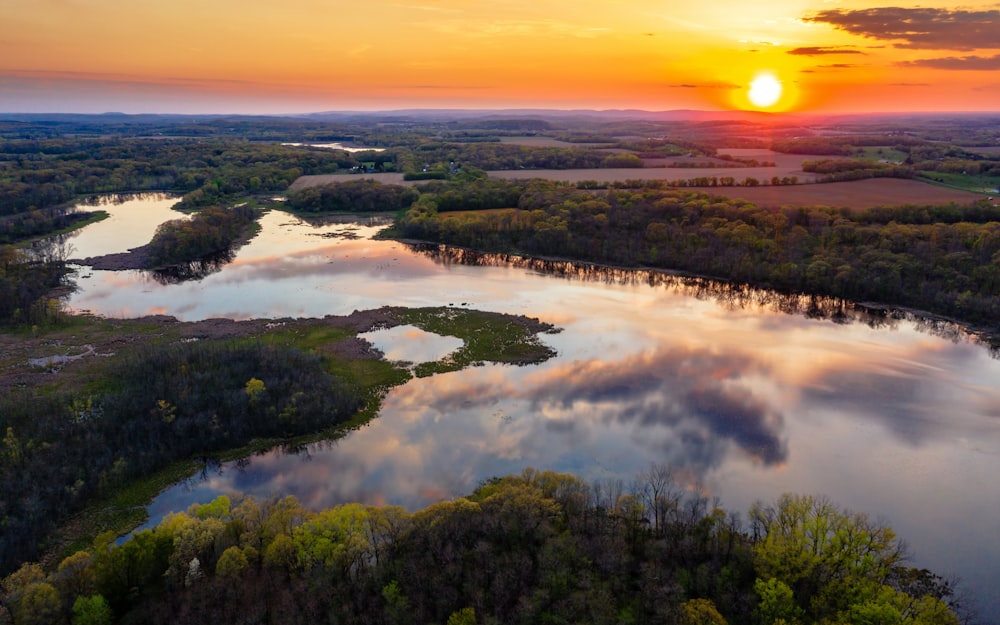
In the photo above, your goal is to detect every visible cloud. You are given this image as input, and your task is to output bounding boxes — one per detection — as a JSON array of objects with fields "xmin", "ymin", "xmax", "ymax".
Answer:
[
  {"xmin": 787, "ymin": 46, "xmax": 863, "ymax": 56},
  {"xmin": 899, "ymin": 54, "xmax": 1000, "ymax": 71},
  {"xmin": 804, "ymin": 7, "xmax": 1000, "ymax": 51},
  {"xmin": 816, "ymin": 63, "xmax": 859, "ymax": 69},
  {"xmin": 520, "ymin": 347, "xmax": 789, "ymax": 468},
  {"xmin": 888, "ymin": 83, "xmax": 931, "ymax": 87},
  {"xmin": 669, "ymin": 82, "xmax": 740, "ymax": 90}
]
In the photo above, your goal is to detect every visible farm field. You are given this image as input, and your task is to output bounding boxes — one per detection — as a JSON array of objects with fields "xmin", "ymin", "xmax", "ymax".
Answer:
[
  {"xmin": 497, "ymin": 136, "xmax": 613, "ymax": 148},
  {"xmin": 288, "ymin": 170, "xmax": 982, "ymax": 211},
  {"xmin": 486, "ymin": 164, "xmax": 821, "ymax": 184},
  {"xmin": 716, "ymin": 148, "xmax": 846, "ymax": 170},
  {"xmin": 290, "ymin": 164, "xmax": 821, "ymax": 191},
  {"xmin": 700, "ymin": 178, "xmax": 983, "ymax": 210},
  {"xmin": 289, "ymin": 172, "xmax": 411, "ymax": 191},
  {"xmin": 288, "ymin": 149, "xmax": 853, "ymax": 192}
]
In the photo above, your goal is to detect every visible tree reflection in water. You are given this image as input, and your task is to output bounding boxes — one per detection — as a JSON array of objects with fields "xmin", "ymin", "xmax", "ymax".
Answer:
[{"xmin": 409, "ymin": 242, "xmax": 989, "ymax": 355}]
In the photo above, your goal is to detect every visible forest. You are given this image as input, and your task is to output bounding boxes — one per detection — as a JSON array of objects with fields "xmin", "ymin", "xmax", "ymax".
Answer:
[
  {"xmin": 394, "ymin": 178, "xmax": 1000, "ymax": 333},
  {"xmin": 0, "ymin": 468, "xmax": 961, "ymax": 624},
  {"xmin": 0, "ymin": 337, "xmax": 362, "ymax": 575}
]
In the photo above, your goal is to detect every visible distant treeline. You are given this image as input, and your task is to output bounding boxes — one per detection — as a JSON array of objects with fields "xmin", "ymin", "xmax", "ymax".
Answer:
[
  {"xmin": 0, "ymin": 468, "xmax": 961, "ymax": 624},
  {"xmin": 396, "ymin": 179, "xmax": 1000, "ymax": 330},
  {"xmin": 0, "ymin": 138, "xmax": 347, "ymax": 218},
  {"xmin": 0, "ymin": 338, "xmax": 361, "ymax": 575}
]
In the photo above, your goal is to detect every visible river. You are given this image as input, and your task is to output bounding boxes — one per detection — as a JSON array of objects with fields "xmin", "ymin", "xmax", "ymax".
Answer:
[{"xmin": 62, "ymin": 195, "xmax": 1000, "ymax": 620}]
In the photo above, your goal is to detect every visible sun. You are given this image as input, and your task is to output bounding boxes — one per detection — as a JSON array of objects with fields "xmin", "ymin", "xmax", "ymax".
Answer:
[{"xmin": 748, "ymin": 74, "xmax": 783, "ymax": 109}]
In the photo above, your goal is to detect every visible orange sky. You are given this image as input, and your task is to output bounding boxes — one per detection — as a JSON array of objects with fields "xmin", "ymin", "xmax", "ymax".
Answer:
[{"xmin": 2, "ymin": 0, "xmax": 998, "ymax": 114}]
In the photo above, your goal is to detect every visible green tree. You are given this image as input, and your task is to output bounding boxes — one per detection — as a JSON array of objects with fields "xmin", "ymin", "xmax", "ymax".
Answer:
[
  {"xmin": 14, "ymin": 582, "xmax": 61, "ymax": 625},
  {"xmin": 72, "ymin": 594, "xmax": 112, "ymax": 625},
  {"xmin": 447, "ymin": 607, "xmax": 476, "ymax": 625},
  {"xmin": 215, "ymin": 547, "xmax": 249, "ymax": 579},
  {"xmin": 751, "ymin": 494, "xmax": 905, "ymax": 622},
  {"xmin": 755, "ymin": 577, "xmax": 801, "ymax": 624}
]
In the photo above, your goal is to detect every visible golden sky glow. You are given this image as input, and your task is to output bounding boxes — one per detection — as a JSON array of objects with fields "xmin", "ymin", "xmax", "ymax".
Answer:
[{"xmin": 2, "ymin": 0, "xmax": 998, "ymax": 113}]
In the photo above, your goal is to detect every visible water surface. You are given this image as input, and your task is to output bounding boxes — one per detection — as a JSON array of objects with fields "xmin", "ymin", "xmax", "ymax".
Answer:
[{"xmin": 62, "ymin": 195, "xmax": 1000, "ymax": 620}]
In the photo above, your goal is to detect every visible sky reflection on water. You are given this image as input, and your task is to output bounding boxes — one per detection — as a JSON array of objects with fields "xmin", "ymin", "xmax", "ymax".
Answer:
[{"xmin": 65, "ymin": 197, "xmax": 1000, "ymax": 620}]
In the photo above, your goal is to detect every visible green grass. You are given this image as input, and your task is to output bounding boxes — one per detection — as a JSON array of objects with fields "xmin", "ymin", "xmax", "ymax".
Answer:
[
  {"xmin": 854, "ymin": 146, "xmax": 909, "ymax": 163},
  {"xmin": 390, "ymin": 307, "xmax": 557, "ymax": 377},
  {"xmin": 916, "ymin": 171, "xmax": 1000, "ymax": 194}
]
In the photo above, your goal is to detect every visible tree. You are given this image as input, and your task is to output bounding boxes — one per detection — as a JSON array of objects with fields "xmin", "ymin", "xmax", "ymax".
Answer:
[
  {"xmin": 72, "ymin": 595, "xmax": 112, "ymax": 625},
  {"xmin": 14, "ymin": 582, "xmax": 61, "ymax": 625},
  {"xmin": 447, "ymin": 607, "xmax": 477, "ymax": 625},
  {"xmin": 215, "ymin": 547, "xmax": 248, "ymax": 579},
  {"xmin": 750, "ymin": 494, "xmax": 914, "ymax": 623},
  {"xmin": 680, "ymin": 598, "xmax": 728, "ymax": 625}
]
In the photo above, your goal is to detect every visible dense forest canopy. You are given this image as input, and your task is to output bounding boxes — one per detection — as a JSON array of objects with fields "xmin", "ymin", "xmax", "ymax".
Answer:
[{"xmin": 0, "ymin": 468, "xmax": 961, "ymax": 624}]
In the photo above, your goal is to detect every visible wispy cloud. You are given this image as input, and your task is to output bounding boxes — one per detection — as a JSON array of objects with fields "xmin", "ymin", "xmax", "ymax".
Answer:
[
  {"xmin": 787, "ymin": 46, "xmax": 862, "ymax": 56},
  {"xmin": 899, "ymin": 54, "xmax": 1000, "ymax": 71},
  {"xmin": 669, "ymin": 82, "xmax": 740, "ymax": 90},
  {"xmin": 804, "ymin": 7, "xmax": 1000, "ymax": 51}
]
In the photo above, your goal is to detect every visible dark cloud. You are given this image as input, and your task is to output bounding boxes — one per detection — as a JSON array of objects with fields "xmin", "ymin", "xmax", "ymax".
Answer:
[
  {"xmin": 801, "ymin": 364, "xmax": 955, "ymax": 446},
  {"xmin": 787, "ymin": 46, "xmax": 863, "ymax": 56},
  {"xmin": 817, "ymin": 63, "xmax": 860, "ymax": 69},
  {"xmin": 523, "ymin": 347, "xmax": 788, "ymax": 468},
  {"xmin": 888, "ymin": 82, "xmax": 931, "ymax": 87},
  {"xmin": 899, "ymin": 54, "xmax": 1000, "ymax": 71},
  {"xmin": 805, "ymin": 7, "xmax": 1000, "ymax": 51}
]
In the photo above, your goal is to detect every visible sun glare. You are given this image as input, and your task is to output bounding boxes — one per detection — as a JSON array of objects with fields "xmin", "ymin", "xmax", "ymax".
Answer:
[{"xmin": 748, "ymin": 74, "xmax": 783, "ymax": 109}]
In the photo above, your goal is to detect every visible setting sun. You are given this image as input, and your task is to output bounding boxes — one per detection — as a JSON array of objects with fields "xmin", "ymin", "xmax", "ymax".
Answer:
[{"xmin": 748, "ymin": 74, "xmax": 783, "ymax": 109}]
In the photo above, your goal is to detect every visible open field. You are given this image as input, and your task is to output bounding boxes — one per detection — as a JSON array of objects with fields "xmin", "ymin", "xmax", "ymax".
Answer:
[
  {"xmin": 289, "ymin": 149, "xmax": 843, "ymax": 192},
  {"xmin": 716, "ymin": 148, "xmax": 846, "ymax": 170},
  {"xmin": 289, "ymin": 172, "xmax": 412, "ymax": 190},
  {"xmin": 497, "ymin": 136, "xmax": 613, "ymax": 148},
  {"xmin": 288, "ymin": 163, "xmax": 822, "ymax": 191},
  {"xmin": 287, "ymin": 160, "xmax": 981, "ymax": 212},
  {"xmin": 700, "ymin": 178, "xmax": 983, "ymax": 210},
  {"xmin": 917, "ymin": 171, "xmax": 1000, "ymax": 194},
  {"xmin": 486, "ymin": 165, "xmax": 822, "ymax": 184}
]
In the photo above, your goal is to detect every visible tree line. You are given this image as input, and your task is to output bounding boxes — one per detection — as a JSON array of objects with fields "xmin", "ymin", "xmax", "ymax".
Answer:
[
  {"xmin": 0, "ymin": 467, "xmax": 961, "ymax": 624},
  {"xmin": 396, "ymin": 179, "xmax": 1000, "ymax": 332}
]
